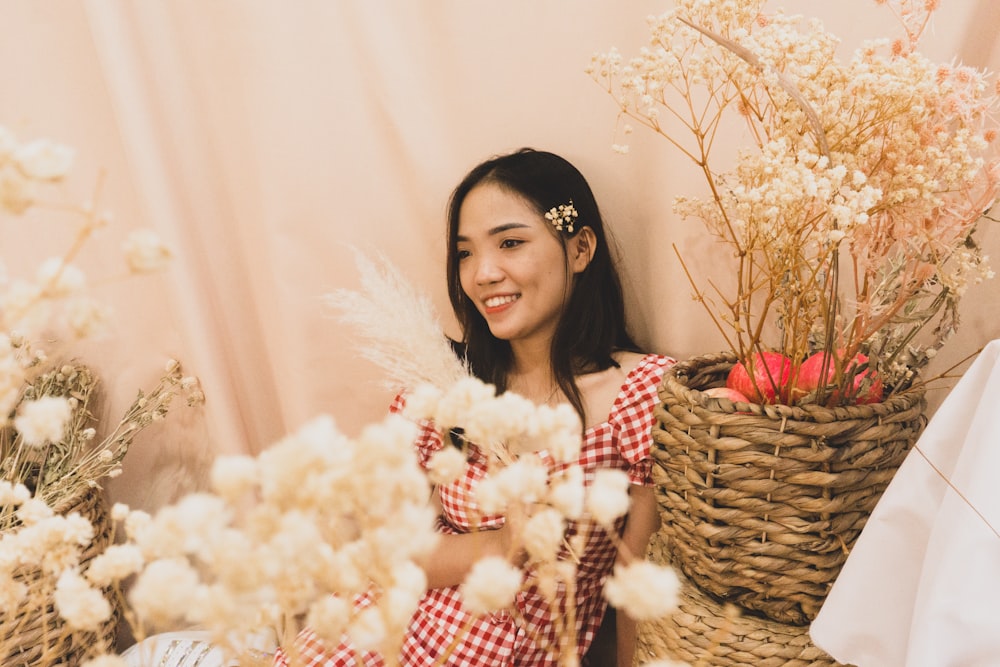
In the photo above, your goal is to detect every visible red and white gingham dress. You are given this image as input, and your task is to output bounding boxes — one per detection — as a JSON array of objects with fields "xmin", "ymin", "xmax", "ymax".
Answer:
[{"xmin": 276, "ymin": 353, "xmax": 673, "ymax": 666}]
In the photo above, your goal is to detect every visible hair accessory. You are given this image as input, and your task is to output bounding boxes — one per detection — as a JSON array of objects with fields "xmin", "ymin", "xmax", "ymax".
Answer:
[{"xmin": 545, "ymin": 201, "xmax": 578, "ymax": 233}]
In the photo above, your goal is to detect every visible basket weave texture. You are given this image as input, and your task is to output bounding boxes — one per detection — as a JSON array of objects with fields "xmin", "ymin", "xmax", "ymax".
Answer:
[
  {"xmin": 1, "ymin": 487, "xmax": 119, "ymax": 667},
  {"xmin": 638, "ymin": 533, "xmax": 852, "ymax": 667},
  {"xmin": 651, "ymin": 352, "xmax": 926, "ymax": 625}
]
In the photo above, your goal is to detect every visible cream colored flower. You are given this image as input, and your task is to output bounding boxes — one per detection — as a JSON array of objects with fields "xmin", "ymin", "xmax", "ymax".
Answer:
[
  {"xmin": 0, "ymin": 167, "xmax": 35, "ymax": 213},
  {"xmin": 0, "ymin": 480, "xmax": 30, "ymax": 506},
  {"xmin": 85, "ymin": 544, "xmax": 145, "ymax": 587},
  {"xmin": 37, "ymin": 258, "xmax": 86, "ymax": 296},
  {"xmin": 382, "ymin": 583, "xmax": 423, "ymax": 631},
  {"xmin": 110, "ymin": 503, "xmax": 131, "ymax": 522},
  {"xmin": 306, "ymin": 594, "xmax": 351, "ymax": 645},
  {"xmin": 14, "ymin": 138, "xmax": 75, "ymax": 180},
  {"xmin": 65, "ymin": 296, "xmax": 111, "ymax": 339},
  {"xmin": 522, "ymin": 508, "xmax": 565, "ymax": 563},
  {"xmin": 14, "ymin": 395, "xmax": 72, "ymax": 447},
  {"xmin": 210, "ymin": 454, "xmax": 259, "ymax": 501},
  {"xmin": 548, "ymin": 465, "xmax": 585, "ymax": 520},
  {"xmin": 434, "ymin": 376, "xmax": 497, "ymax": 429},
  {"xmin": 16, "ymin": 497, "xmax": 55, "ymax": 525},
  {"xmin": 123, "ymin": 508, "xmax": 152, "ymax": 541},
  {"xmin": 123, "ymin": 229, "xmax": 172, "ymax": 274},
  {"xmin": 604, "ymin": 560, "xmax": 681, "ymax": 620},
  {"xmin": 347, "ymin": 605, "xmax": 387, "ymax": 652},
  {"xmin": 129, "ymin": 557, "xmax": 201, "ymax": 628},
  {"xmin": 474, "ymin": 456, "xmax": 549, "ymax": 515},
  {"xmin": 585, "ymin": 469, "xmax": 631, "ymax": 527},
  {"xmin": 400, "ymin": 383, "xmax": 441, "ymax": 420},
  {"xmin": 460, "ymin": 556, "xmax": 522, "ymax": 615},
  {"xmin": 61, "ymin": 511, "xmax": 96, "ymax": 547},
  {"xmin": 426, "ymin": 445, "xmax": 466, "ymax": 485},
  {"xmin": 54, "ymin": 569, "xmax": 112, "ymax": 631}
]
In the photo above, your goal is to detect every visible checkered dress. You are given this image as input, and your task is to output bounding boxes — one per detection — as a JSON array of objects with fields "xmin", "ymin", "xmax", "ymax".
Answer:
[{"xmin": 275, "ymin": 353, "xmax": 673, "ymax": 667}]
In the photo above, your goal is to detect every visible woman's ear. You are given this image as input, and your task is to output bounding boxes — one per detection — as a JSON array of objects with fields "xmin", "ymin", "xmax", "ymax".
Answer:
[{"xmin": 569, "ymin": 226, "xmax": 597, "ymax": 274}]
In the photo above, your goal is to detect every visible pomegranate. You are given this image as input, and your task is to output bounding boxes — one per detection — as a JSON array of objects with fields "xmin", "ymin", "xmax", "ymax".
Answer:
[
  {"xmin": 794, "ymin": 349, "xmax": 883, "ymax": 405},
  {"xmin": 726, "ymin": 352, "xmax": 793, "ymax": 404}
]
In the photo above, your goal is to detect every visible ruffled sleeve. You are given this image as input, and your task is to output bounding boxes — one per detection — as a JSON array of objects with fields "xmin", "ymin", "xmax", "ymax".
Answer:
[
  {"xmin": 389, "ymin": 392, "xmax": 443, "ymax": 470},
  {"xmin": 609, "ymin": 354, "xmax": 673, "ymax": 486}
]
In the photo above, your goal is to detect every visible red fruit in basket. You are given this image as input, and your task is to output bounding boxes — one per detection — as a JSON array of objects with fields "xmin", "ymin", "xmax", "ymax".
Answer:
[
  {"xmin": 795, "ymin": 350, "xmax": 883, "ymax": 405},
  {"xmin": 726, "ymin": 352, "xmax": 792, "ymax": 404},
  {"xmin": 703, "ymin": 387, "xmax": 752, "ymax": 403}
]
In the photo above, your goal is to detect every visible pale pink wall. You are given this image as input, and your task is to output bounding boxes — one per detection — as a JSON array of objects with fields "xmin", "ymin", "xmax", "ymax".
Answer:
[{"xmin": 0, "ymin": 1, "xmax": 996, "ymax": 513}]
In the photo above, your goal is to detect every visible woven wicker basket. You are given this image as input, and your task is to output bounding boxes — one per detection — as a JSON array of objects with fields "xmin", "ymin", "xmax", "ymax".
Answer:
[
  {"xmin": 638, "ymin": 532, "xmax": 851, "ymax": 667},
  {"xmin": 651, "ymin": 352, "xmax": 926, "ymax": 626},
  {"xmin": 1, "ymin": 487, "xmax": 119, "ymax": 667}
]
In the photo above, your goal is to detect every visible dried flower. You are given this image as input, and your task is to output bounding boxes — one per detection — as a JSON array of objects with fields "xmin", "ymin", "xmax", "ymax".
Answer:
[
  {"xmin": 585, "ymin": 468, "xmax": 631, "ymax": 527},
  {"xmin": 54, "ymin": 569, "xmax": 112, "ymax": 632},
  {"xmin": 305, "ymin": 595, "xmax": 351, "ymax": 645},
  {"xmin": 123, "ymin": 229, "xmax": 172, "ymax": 274},
  {"xmin": 128, "ymin": 557, "xmax": 201, "ymax": 628},
  {"xmin": 13, "ymin": 138, "xmax": 75, "ymax": 180},
  {"xmin": 522, "ymin": 508, "xmax": 565, "ymax": 562},
  {"xmin": 592, "ymin": 0, "xmax": 1000, "ymax": 402},
  {"xmin": 14, "ymin": 395, "xmax": 72, "ymax": 447},
  {"xmin": 347, "ymin": 605, "xmax": 387, "ymax": 652},
  {"xmin": 37, "ymin": 258, "xmax": 86, "ymax": 297},
  {"xmin": 604, "ymin": 560, "xmax": 681, "ymax": 620},
  {"xmin": 210, "ymin": 454, "xmax": 259, "ymax": 501},
  {"xmin": 460, "ymin": 556, "xmax": 522, "ymax": 615},
  {"xmin": 426, "ymin": 445, "xmax": 467, "ymax": 485},
  {"xmin": 85, "ymin": 543, "xmax": 145, "ymax": 587}
]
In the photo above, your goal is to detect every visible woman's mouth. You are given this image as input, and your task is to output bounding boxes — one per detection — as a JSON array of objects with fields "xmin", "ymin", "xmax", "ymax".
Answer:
[{"xmin": 483, "ymin": 294, "xmax": 519, "ymax": 314}]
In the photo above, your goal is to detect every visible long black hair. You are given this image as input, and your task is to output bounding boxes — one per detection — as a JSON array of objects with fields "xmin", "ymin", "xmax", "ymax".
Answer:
[{"xmin": 445, "ymin": 148, "xmax": 639, "ymax": 425}]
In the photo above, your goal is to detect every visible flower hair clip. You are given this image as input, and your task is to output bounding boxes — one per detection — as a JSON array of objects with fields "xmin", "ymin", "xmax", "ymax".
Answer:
[{"xmin": 545, "ymin": 201, "xmax": 578, "ymax": 233}]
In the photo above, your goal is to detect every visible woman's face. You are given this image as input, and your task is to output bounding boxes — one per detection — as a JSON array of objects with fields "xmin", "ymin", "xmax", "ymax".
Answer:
[{"xmin": 456, "ymin": 182, "xmax": 571, "ymax": 348}]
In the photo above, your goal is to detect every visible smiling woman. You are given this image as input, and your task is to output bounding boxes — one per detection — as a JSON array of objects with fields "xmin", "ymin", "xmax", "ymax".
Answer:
[{"xmin": 273, "ymin": 148, "xmax": 676, "ymax": 667}]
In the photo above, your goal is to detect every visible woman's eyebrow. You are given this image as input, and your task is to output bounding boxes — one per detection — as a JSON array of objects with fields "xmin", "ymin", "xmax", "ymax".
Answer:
[{"xmin": 456, "ymin": 222, "xmax": 532, "ymax": 242}]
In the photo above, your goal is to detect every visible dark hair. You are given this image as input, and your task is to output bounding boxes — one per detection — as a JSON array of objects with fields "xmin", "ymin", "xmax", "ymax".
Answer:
[{"xmin": 445, "ymin": 148, "xmax": 639, "ymax": 424}]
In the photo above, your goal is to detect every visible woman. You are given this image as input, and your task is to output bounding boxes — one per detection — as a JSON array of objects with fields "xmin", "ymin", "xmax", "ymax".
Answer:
[{"xmin": 285, "ymin": 148, "xmax": 673, "ymax": 666}]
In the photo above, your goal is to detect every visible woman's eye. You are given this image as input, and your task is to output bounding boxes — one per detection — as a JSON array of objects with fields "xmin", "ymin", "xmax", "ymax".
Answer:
[
  {"xmin": 456, "ymin": 249, "xmax": 471, "ymax": 260},
  {"xmin": 500, "ymin": 239, "xmax": 523, "ymax": 249}
]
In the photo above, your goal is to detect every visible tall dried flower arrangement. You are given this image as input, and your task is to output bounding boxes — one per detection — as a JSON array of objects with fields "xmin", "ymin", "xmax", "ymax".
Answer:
[
  {"xmin": 0, "ymin": 125, "xmax": 201, "ymax": 666},
  {"xmin": 589, "ymin": 0, "xmax": 999, "ymax": 405}
]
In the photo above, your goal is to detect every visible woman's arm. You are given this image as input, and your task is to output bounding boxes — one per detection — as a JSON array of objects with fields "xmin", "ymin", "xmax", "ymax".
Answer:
[
  {"xmin": 416, "ymin": 527, "xmax": 512, "ymax": 589},
  {"xmin": 615, "ymin": 483, "xmax": 661, "ymax": 667},
  {"xmin": 415, "ymin": 490, "xmax": 526, "ymax": 590}
]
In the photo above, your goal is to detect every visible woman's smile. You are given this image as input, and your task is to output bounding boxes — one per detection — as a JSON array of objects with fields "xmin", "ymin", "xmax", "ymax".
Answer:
[{"xmin": 483, "ymin": 293, "xmax": 520, "ymax": 314}]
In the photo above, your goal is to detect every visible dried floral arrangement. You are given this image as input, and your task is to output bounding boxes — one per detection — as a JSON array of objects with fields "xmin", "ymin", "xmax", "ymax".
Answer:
[
  {"xmin": 0, "ymin": 125, "xmax": 202, "ymax": 666},
  {"xmin": 18, "ymin": 252, "xmax": 683, "ymax": 667},
  {"xmin": 589, "ymin": 0, "xmax": 1000, "ymax": 406}
]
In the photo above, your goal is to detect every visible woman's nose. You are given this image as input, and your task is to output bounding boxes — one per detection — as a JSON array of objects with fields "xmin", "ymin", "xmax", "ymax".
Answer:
[{"xmin": 474, "ymin": 255, "xmax": 503, "ymax": 285}]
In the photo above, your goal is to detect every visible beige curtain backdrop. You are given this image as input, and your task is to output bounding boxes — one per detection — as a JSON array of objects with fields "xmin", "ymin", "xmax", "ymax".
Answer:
[{"xmin": 1, "ymin": 1, "xmax": 997, "ymax": 514}]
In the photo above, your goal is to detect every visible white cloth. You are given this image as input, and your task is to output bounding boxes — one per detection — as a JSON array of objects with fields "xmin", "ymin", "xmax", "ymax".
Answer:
[{"xmin": 810, "ymin": 339, "xmax": 1000, "ymax": 666}]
